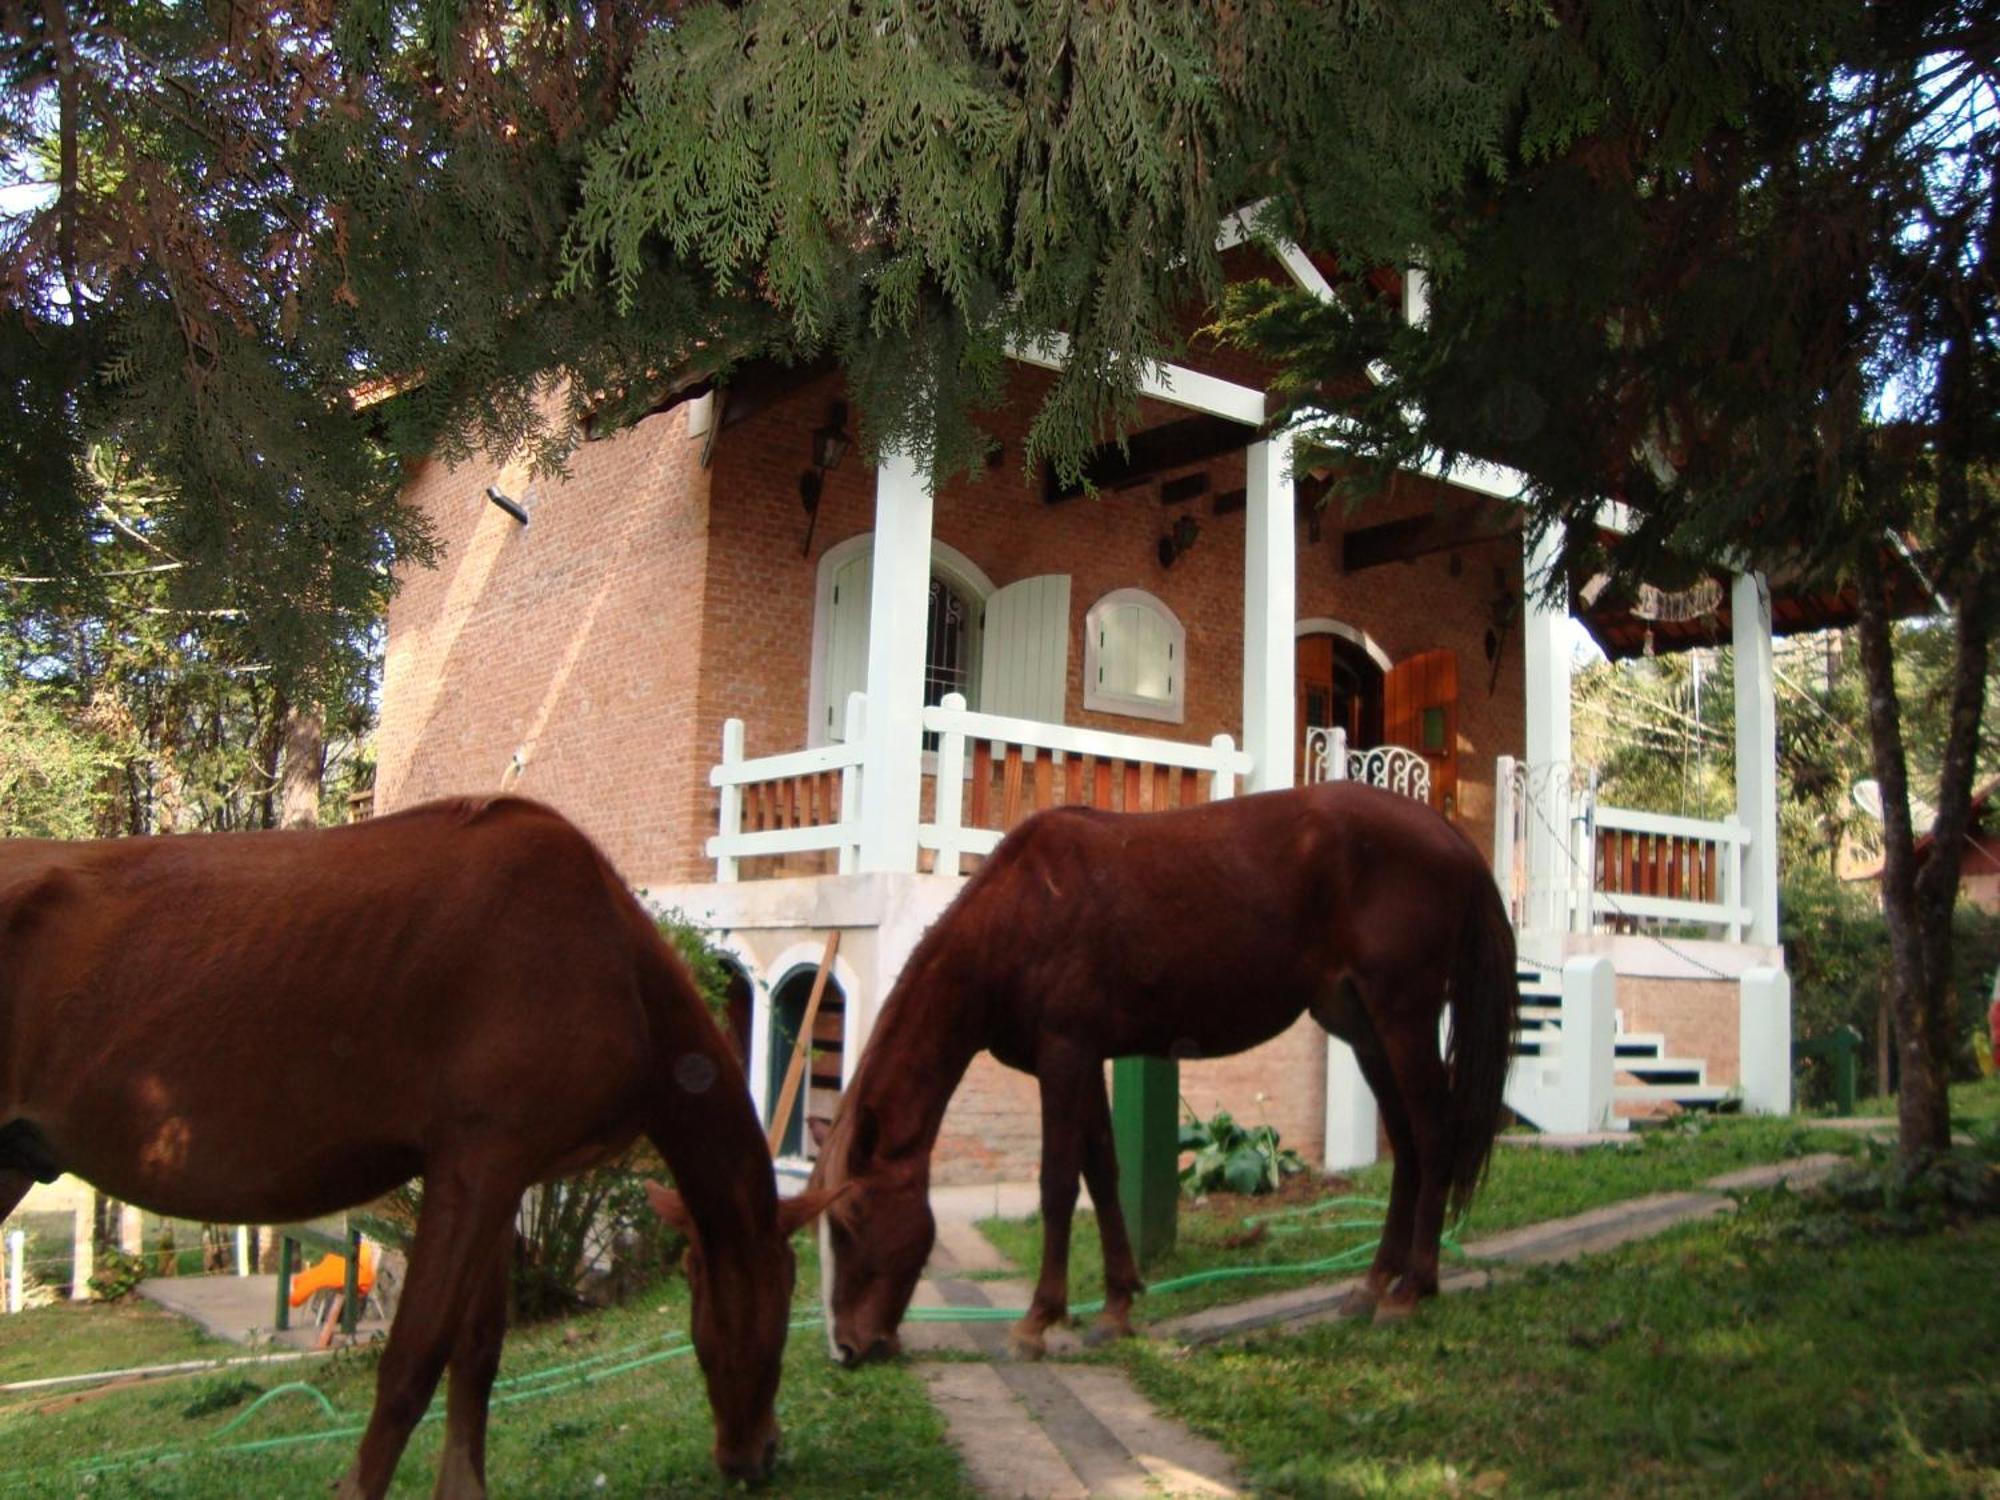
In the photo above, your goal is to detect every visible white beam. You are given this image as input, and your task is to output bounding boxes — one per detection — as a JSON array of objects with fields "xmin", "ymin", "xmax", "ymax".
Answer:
[
  {"xmin": 1732, "ymin": 571, "xmax": 1781, "ymax": 945},
  {"xmin": 1739, "ymin": 966, "xmax": 1793, "ymax": 1115},
  {"xmin": 1243, "ymin": 437, "xmax": 1296, "ymax": 793},
  {"xmin": 1523, "ymin": 524, "xmax": 1572, "ymax": 770},
  {"xmin": 1004, "ymin": 334, "xmax": 1266, "ymax": 427},
  {"xmin": 857, "ymin": 452, "xmax": 933, "ymax": 872},
  {"xmin": 1323, "ymin": 1039, "xmax": 1378, "ymax": 1170}
]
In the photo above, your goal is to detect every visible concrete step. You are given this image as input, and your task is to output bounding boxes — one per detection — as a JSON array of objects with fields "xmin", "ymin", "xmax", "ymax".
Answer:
[
  {"xmin": 1614, "ymin": 1082, "xmax": 1734, "ymax": 1107},
  {"xmin": 1619, "ymin": 1055, "xmax": 1709, "ymax": 1084}
]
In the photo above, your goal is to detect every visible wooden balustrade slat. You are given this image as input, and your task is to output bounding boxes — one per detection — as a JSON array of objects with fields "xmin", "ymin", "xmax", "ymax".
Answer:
[
  {"xmin": 971, "ymin": 740, "xmax": 993, "ymax": 828},
  {"xmin": 1702, "ymin": 840, "xmax": 1717, "ymax": 903},
  {"xmin": 1064, "ymin": 755, "xmax": 1083, "ymax": 806},
  {"xmin": 1123, "ymin": 761, "xmax": 1140, "ymax": 813},
  {"xmin": 1092, "ymin": 759, "xmax": 1113, "ymax": 810},
  {"xmin": 1034, "ymin": 753, "xmax": 1055, "ymax": 812},
  {"xmin": 1002, "ymin": 746, "xmax": 1025, "ymax": 826}
]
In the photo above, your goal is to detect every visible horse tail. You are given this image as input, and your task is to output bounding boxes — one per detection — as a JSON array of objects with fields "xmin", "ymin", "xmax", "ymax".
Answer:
[{"xmin": 1443, "ymin": 875, "xmax": 1519, "ymax": 1219}]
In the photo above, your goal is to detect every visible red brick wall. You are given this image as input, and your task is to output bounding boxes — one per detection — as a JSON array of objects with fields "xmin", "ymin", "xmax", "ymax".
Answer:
[
  {"xmin": 376, "ymin": 403, "xmax": 714, "ymax": 885},
  {"xmin": 700, "ymin": 366, "xmax": 1524, "ymax": 864}
]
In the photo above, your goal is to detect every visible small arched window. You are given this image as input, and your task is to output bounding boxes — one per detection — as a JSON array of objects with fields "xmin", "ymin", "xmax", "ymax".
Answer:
[{"xmin": 1084, "ymin": 588, "xmax": 1186, "ymax": 724}]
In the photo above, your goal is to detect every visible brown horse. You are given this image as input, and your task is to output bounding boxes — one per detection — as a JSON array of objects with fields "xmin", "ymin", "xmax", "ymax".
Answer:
[
  {"xmin": 808, "ymin": 780, "xmax": 1519, "ymax": 1363},
  {"xmin": 0, "ymin": 797, "xmax": 829, "ymax": 1496}
]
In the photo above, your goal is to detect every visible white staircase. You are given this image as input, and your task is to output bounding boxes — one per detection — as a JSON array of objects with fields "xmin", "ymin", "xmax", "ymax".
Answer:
[{"xmin": 1506, "ymin": 960, "xmax": 1728, "ymax": 1134}]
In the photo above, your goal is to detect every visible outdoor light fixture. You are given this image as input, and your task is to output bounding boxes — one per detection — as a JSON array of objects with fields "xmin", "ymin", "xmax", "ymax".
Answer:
[
  {"xmin": 1157, "ymin": 514, "xmax": 1200, "ymax": 569},
  {"xmin": 485, "ymin": 486, "xmax": 529, "ymax": 526},
  {"xmin": 798, "ymin": 402, "xmax": 853, "ymax": 557},
  {"xmin": 811, "ymin": 401, "xmax": 852, "ymax": 473}
]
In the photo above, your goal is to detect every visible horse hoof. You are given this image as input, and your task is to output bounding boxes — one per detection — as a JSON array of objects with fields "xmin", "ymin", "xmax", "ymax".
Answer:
[
  {"xmin": 1373, "ymin": 1297, "xmax": 1418, "ymax": 1326},
  {"xmin": 1336, "ymin": 1288, "xmax": 1384, "ymax": 1320},
  {"xmin": 1083, "ymin": 1317, "xmax": 1131, "ymax": 1348},
  {"xmin": 1008, "ymin": 1328, "xmax": 1048, "ymax": 1362}
]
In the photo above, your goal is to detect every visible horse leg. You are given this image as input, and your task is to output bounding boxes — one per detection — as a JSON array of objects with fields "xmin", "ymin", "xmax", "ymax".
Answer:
[
  {"xmin": 431, "ymin": 1234, "xmax": 512, "ymax": 1500},
  {"xmin": 1077, "ymin": 1069, "xmax": 1143, "ymax": 1347},
  {"xmin": 1371, "ymin": 1027, "xmax": 1454, "ymax": 1324},
  {"xmin": 1010, "ymin": 1044, "xmax": 1090, "ymax": 1361},
  {"xmin": 333, "ymin": 1160, "xmax": 520, "ymax": 1500},
  {"xmin": 1333, "ymin": 1044, "xmax": 1421, "ymax": 1319}
]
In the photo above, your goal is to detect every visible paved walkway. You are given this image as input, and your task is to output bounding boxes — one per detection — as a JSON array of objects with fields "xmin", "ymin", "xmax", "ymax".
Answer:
[
  {"xmin": 915, "ymin": 1153, "xmax": 1851, "ymax": 1496},
  {"xmin": 136, "ymin": 1272, "xmax": 388, "ymax": 1350}
]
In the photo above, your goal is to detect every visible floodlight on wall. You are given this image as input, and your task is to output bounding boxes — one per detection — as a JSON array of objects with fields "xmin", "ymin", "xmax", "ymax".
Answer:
[{"xmin": 485, "ymin": 486, "xmax": 529, "ymax": 526}]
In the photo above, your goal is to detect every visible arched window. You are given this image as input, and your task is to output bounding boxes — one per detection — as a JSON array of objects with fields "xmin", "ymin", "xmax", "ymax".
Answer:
[
  {"xmin": 810, "ymin": 536, "xmax": 994, "ymax": 744},
  {"xmin": 1084, "ymin": 588, "xmax": 1186, "ymax": 723}
]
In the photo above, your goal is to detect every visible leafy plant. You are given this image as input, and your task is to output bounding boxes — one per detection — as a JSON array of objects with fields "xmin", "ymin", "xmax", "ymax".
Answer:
[
  {"xmin": 1178, "ymin": 1107, "xmax": 1306, "ymax": 1197},
  {"xmin": 654, "ymin": 907, "xmax": 732, "ymax": 1024},
  {"xmin": 86, "ymin": 1245, "xmax": 145, "ymax": 1302}
]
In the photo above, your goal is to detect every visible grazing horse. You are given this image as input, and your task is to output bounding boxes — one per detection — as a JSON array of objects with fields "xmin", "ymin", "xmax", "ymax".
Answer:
[
  {"xmin": 0, "ymin": 797, "xmax": 830, "ymax": 1497},
  {"xmin": 809, "ymin": 780, "xmax": 1519, "ymax": 1364}
]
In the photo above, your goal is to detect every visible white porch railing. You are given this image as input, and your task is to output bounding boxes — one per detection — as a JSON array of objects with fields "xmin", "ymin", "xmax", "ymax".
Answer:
[
  {"xmin": 1494, "ymin": 756, "xmax": 1754, "ymax": 942},
  {"xmin": 923, "ymin": 693, "xmax": 1251, "ymax": 876},
  {"xmin": 708, "ymin": 692, "xmax": 1254, "ymax": 881},
  {"xmin": 1301, "ymin": 726, "xmax": 1433, "ymax": 802},
  {"xmin": 708, "ymin": 693, "xmax": 866, "ymax": 882}
]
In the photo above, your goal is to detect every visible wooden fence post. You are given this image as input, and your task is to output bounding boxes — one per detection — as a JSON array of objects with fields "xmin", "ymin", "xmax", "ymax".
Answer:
[
  {"xmin": 933, "ymin": 694, "xmax": 968, "ymax": 874},
  {"xmin": 716, "ymin": 718, "xmax": 745, "ymax": 883}
]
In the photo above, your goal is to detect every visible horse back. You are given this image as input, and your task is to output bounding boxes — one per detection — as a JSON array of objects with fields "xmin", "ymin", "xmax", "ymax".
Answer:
[
  {"xmin": 0, "ymin": 798, "xmax": 677, "ymax": 1218},
  {"xmin": 961, "ymin": 782, "xmax": 1493, "ymax": 1059}
]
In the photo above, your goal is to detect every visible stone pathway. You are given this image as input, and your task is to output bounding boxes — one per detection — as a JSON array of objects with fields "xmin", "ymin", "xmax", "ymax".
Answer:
[{"xmin": 916, "ymin": 1153, "xmax": 1851, "ymax": 1496}]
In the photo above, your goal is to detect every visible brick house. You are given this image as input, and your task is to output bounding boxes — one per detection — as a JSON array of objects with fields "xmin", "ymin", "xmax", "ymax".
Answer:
[{"xmin": 376, "ymin": 233, "xmax": 1802, "ymax": 1184}]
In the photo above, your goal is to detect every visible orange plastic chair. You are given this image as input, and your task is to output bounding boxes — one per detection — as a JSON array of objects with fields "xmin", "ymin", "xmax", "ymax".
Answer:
[{"xmin": 287, "ymin": 1237, "xmax": 380, "ymax": 1309}]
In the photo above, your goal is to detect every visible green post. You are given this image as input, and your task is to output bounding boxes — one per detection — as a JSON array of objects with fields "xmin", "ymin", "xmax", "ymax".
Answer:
[
  {"xmin": 1111, "ymin": 1056, "xmax": 1179, "ymax": 1267},
  {"xmin": 274, "ymin": 1236, "xmax": 295, "ymax": 1333}
]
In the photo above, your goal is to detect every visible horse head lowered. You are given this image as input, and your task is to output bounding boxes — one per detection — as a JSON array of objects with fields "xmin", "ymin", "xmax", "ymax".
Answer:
[{"xmin": 0, "ymin": 796, "xmax": 833, "ymax": 1496}]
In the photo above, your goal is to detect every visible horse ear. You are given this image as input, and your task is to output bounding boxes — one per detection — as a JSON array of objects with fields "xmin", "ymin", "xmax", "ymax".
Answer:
[
  {"xmin": 644, "ymin": 1180, "xmax": 696, "ymax": 1234},
  {"xmin": 776, "ymin": 1181, "xmax": 852, "ymax": 1236}
]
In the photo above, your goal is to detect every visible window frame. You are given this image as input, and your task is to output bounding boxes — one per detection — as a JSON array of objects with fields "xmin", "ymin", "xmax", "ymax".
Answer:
[{"xmin": 1082, "ymin": 587, "xmax": 1187, "ymax": 724}]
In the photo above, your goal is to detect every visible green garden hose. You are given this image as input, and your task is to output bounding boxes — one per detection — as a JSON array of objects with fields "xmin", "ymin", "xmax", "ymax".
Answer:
[{"xmin": 27, "ymin": 1206, "xmax": 1455, "ymax": 1482}]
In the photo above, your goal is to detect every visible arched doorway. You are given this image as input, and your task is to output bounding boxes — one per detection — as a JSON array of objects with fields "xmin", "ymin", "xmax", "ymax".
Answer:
[
  {"xmin": 1296, "ymin": 629, "xmax": 1386, "ymax": 780},
  {"xmin": 764, "ymin": 968, "xmax": 847, "ymax": 1159}
]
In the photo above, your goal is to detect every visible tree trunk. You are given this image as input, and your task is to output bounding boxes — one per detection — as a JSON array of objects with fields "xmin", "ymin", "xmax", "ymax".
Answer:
[
  {"xmin": 277, "ymin": 704, "xmax": 325, "ymax": 829},
  {"xmin": 1852, "ymin": 552, "xmax": 1953, "ymax": 1161}
]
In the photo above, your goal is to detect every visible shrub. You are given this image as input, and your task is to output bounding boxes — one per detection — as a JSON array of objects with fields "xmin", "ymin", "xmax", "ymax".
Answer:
[
  {"xmin": 87, "ymin": 1245, "xmax": 146, "ymax": 1301},
  {"xmin": 1782, "ymin": 866, "xmax": 2000, "ymax": 1106},
  {"xmin": 1179, "ymin": 1106, "xmax": 1306, "ymax": 1197}
]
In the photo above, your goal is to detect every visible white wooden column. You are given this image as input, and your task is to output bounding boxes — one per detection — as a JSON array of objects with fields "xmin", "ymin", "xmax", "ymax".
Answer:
[
  {"xmin": 1243, "ymin": 436, "xmax": 1296, "ymax": 792},
  {"xmin": 858, "ymin": 450, "xmax": 933, "ymax": 873},
  {"xmin": 1324, "ymin": 1040, "xmax": 1378, "ymax": 1171},
  {"xmin": 1732, "ymin": 571, "xmax": 1780, "ymax": 945},
  {"xmin": 1522, "ymin": 524, "xmax": 1572, "ymax": 770}
]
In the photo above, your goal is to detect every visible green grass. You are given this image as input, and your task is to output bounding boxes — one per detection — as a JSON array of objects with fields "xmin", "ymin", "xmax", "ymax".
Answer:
[
  {"xmin": 0, "ymin": 1298, "xmax": 230, "ymax": 1385},
  {"xmin": 0, "ymin": 1241, "xmax": 972, "ymax": 1499},
  {"xmin": 1122, "ymin": 1199, "xmax": 2000, "ymax": 1498},
  {"xmin": 1857, "ymin": 1072, "xmax": 2000, "ymax": 1127},
  {"xmin": 978, "ymin": 1112, "xmax": 1872, "ymax": 1322}
]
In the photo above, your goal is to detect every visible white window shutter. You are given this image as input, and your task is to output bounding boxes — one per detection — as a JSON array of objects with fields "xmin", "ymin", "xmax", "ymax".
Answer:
[
  {"xmin": 1083, "ymin": 588, "xmax": 1186, "ymax": 723},
  {"xmin": 824, "ymin": 550, "xmax": 872, "ymax": 741},
  {"xmin": 977, "ymin": 574, "xmax": 1070, "ymax": 724}
]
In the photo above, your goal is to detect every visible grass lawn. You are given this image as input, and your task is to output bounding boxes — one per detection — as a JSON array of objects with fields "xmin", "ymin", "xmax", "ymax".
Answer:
[
  {"xmin": 0, "ymin": 1239, "xmax": 971, "ymax": 1499},
  {"xmin": 978, "ymin": 1112, "xmax": 1876, "ymax": 1322},
  {"xmin": 1858, "ymin": 1072, "xmax": 2000, "ymax": 1127},
  {"xmin": 1122, "ymin": 1199, "xmax": 2000, "ymax": 1498}
]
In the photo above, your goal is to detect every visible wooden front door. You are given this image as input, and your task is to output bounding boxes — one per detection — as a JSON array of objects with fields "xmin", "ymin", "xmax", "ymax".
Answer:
[
  {"xmin": 1382, "ymin": 649, "xmax": 1458, "ymax": 817},
  {"xmin": 1296, "ymin": 633, "xmax": 1385, "ymax": 781}
]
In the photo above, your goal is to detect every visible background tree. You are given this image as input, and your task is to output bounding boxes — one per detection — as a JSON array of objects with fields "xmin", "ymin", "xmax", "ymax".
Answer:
[
  {"xmin": 1216, "ymin": 0, "xmax": 1996, "ymax": 1161},
  {"xmin": 1, "ymin": 0, "xmax": 784, "ymax": 686}
]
